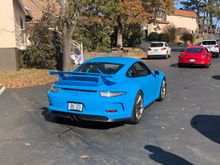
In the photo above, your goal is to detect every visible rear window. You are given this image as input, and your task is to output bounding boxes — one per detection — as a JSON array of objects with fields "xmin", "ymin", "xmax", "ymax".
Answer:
[
  {"xmin": 150, "ymin": 43, "xmax": 163, "ymax": 47},
  {"xmin": 76, "ymin": 62, "xmax": 123, "ymax": 74},
  {"xmin": 185, "ymin": 48, "xmax": 203, "ymax": 53},
  {"xmin": 202, "ymin": 41, "xmax": 217, "ymax": 45}
]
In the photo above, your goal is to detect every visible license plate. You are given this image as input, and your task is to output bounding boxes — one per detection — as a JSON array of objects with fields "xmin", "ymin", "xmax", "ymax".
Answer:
[
  {"xmin": 68, "ymin": 102, "xmax": 83, "ymax": 111},
  {"xmin": 189, "ymin": 59, "xmax": 195, "ymax": 62},
  {"xmin": 154, "ymin": 49, "xmax": 158, "ymax": 51}
]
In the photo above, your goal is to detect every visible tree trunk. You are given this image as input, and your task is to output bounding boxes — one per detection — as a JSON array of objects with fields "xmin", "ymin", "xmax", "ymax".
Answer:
[
  {"xmin": 116, "ymin": 27, "xmax": 123, "ymax": 48},
  {"xmin": 62, "ymin": 23, "xmax": 72, "ymax": 71}
]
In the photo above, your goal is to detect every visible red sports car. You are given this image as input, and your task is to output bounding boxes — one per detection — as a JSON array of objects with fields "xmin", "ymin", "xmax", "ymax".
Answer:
[{"xmin": 178, "ymin": 46, "xmax": 212, "ymax": 68}]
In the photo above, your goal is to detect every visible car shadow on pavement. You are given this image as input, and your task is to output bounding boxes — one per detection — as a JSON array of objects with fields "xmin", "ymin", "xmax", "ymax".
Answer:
[
  {"xmin": 141, "ymin": 57, "xmax": 167, "ymax": 60},
  {"xmin": 212, "ymin": 75, "xmax": 220, "ymax": 80},
  {"xmin": 144, "ymin": 145, "xmax": 193, "ymax": 165},
  {"xmin": 191, "ymin": 115, "xmax": 220, "ymax": 144},
  {"xmin": 170, "ymin": 63, "xmax": 207, "ymax": 69},
  {"xmin": 170, "ymin": 63, "xmax": 178, "ymax": 68},
  {"xmin": 41, "ymin": 107, "xmax": 124, "ymax": 129}
]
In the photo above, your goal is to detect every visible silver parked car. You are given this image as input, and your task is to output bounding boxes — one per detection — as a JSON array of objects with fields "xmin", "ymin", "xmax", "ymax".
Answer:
[
  {"xmin": 147, "ymin": 42, "xmax": 171, "ymax": 59},
  {"xmin": 200, "ymin": 40, "xmax": 219, "ymax": 57}
]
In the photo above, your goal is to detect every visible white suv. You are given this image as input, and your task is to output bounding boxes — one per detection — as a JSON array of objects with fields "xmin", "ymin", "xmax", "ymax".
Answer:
[
  {"xmin": 200, "ymin": 40, "xmax": 219, "ymax": 57},
  {"xmin": 147, "ymin": 42, "xmax": 171, "ymax": 59}
]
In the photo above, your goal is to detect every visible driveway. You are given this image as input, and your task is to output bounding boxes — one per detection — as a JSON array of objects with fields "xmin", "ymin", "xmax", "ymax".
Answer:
[{"xmin": 1, "ymin": 52, "xmax": 220, "ymax": 165}]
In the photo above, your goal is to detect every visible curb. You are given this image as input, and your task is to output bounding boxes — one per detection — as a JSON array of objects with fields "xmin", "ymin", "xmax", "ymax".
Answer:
[{"xmin": 0, "ymin": 85, "xmax": 6, "ymax": 96}]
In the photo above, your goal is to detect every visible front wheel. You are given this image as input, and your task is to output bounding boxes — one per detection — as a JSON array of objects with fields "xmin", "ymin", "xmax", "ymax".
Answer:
[
  {"xmin": 157, "ymin": 79, "xmax": 167, "ymax": 101},
  {"xmin": 130, "ymin": 92, "xmax": 144, "ymax": 124}
]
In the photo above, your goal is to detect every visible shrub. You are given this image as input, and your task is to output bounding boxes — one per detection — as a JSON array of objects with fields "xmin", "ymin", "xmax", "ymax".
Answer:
[
  {"xmin": 24, "ymin": 25, "xmax": 57, "ymax": 69},
  {"xmin": 159, "ymin": 33, "xmax": 170, "ymax": 42},
  {"xmin": 180, "ymin": 32, "xmax": 194, "ymax": 44},
  {"xmin": 148, "ymin": 32, "xmax": 160, "ymax": 41},
  {"xmin": 123, "ymin": 24, "xmax": 142, "ymax": 47},
  {"xmin": 20, "ymin": 13, "xmax": 62, "ymax": 69},
  {"xmin": 97, "ymin": 46, "xmax": 111, "ymax": 52},
  {"xmin": 163, "ymin": 25, "xmax": 177, "ymax": 42},
  {"xmin": 74, "ymin": 24, "xmax": 113, "ymax": 51}
]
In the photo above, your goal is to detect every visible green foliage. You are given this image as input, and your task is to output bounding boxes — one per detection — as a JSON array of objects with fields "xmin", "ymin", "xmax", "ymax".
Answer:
[
  {"xmin": 180, "ymin": 0, "xmax": 220, "ymax": 32},
  {"xmin": 19, "ymin": 48, "xmax": 31, "ymax": 68},
  {"xmin": 180, "ymin": 32, "xmax": 194, "ymax": 44},
  {"xmin": 73, "ymin": 21, "xmax": 113, "ymax": 51},
  {"xmin": 97, "ymin": 46, "xmax": 111, "ymax": 52},
  {"xmin": 20, "ymin": 13, "xmax": 62, "ymax": 69},
  {"xmin": 163, "ymin": 25, "xmax": 177, "ymax": 42},
  {"xmin": 123, "ymin": 24, "xmax": 142, "ymax": 47},
  {"xmin": 159, "ymin": 33, "xmax": 170, "ymax": 42},
  {"xmin": 148, "ymin": 32, "xmax": 160, "ymax": 41}
]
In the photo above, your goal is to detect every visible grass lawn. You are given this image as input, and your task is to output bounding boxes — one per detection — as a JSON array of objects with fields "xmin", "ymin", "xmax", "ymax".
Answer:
[{"xmin": 0, "ymin": 69, "xmax": 57, "ymax": 88}]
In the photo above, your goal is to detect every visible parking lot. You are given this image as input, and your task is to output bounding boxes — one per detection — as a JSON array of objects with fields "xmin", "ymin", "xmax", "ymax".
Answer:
[{"xmin": 1, "ymin": 52, "xmax": 220, "ymax": 165}]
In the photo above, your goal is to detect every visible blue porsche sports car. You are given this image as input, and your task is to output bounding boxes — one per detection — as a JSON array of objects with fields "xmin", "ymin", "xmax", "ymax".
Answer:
[{"xmin": 48, "ymin": 57, "xmax": 166, "ymax": 124}]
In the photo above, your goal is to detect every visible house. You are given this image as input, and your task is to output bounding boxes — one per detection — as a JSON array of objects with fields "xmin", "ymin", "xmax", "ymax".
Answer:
[
  {"xmin": 167, "ymin": 9, "xmax": 198, "ymax": 33},
  {"xmin": 143, "ymin": 9, "xmax": 198, "ymax": 37},
  {"xmin": 0, "ymin": 0, "xmax": 32, "ymax": 71}
]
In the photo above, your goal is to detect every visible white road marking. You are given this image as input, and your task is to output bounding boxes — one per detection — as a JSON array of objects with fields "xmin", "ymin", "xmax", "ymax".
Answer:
[{"xmin": 0, "ymin": 86, "xmax": 6, "ymax": 96}]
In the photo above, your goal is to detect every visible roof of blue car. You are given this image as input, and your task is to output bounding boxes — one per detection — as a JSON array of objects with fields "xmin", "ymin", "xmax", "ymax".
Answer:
[{"xmin": 85, "ymin": 56, "xmax": 139, "ymax": 64}]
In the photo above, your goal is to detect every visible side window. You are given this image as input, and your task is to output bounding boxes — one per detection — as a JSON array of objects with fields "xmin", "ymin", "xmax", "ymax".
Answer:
[
  {"xmin": 127, "ymin": 66, "xmax": 137, "ymax": 77},
  {"xmin": 127, "ymin": 62, "xmax": 151, "ymax": 77}
]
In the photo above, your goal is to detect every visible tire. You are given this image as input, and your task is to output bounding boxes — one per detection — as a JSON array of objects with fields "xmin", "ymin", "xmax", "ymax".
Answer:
[
  {"xmin": 157, "ymin": 79, "xmax": 167, "ymax": 101},
  {"xmin": 164, "ymin": 55, "xmax": 168, "ymax": 59},
  {"xmin": 130, "ymin": 91, "xmax": 144, "ymax": 124},
  {"xmin": 205, "ymin": 64, "xmax": 209, "ymax": 68},
  {"xmin": 178, "ymin": 63, "xmax": 182, "ymax": 68}
]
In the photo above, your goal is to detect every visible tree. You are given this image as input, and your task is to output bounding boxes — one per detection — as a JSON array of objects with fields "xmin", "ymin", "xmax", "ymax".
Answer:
[
  {"xmin": 201, "ymin": 0, "xmax": 220, "ymax": 33},
  {"xmin": 21, "ymin": 13, "xmax": 58, "ymax": 69},
  {"xmin": 180, "ymin": 32, "xmax": 194, "ymax": 44},
  {"xmin": 27, "ymin": 0, "xmax": 174, "ymax": 70},
  {"xmin": 163, "ymin": 25, "xmax": 177, "ymax": 42},
  {"xmin": 59, "ymin": 0, "xmax": 88, "ymax": 71},
  {"xmin": 180, "ymin": 0, "xmax": 220, "ymax": 33},
  {"xmin": 117, "ymin": 0, "xmax": 174, "ymax": 48}
]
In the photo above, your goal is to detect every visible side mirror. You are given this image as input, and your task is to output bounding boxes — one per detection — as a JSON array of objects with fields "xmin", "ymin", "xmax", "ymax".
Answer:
[{"xmin": 154, "ymin": 70, "xmax": 159, "ymax": 75}]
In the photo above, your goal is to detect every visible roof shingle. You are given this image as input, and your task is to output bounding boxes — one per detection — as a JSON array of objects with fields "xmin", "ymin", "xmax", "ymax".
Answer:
[{"xmin": 172, "ymin": 9, "xmax": 198, "ymax": 18}]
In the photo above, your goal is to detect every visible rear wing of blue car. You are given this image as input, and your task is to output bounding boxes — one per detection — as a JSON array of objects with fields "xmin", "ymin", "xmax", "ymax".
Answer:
[{"xmin": 50, "ymin": 70, "xmax": 115, "ymax": 86}]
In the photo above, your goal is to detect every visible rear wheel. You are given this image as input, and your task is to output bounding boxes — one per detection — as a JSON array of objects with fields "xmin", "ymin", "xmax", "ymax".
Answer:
[
  {"xmin": 157, "ymin": 79, "xmax": 167, "ymax": 101},
  {"xmin": 130, "ymin": 92, "xmax": 144, "ymax": 124},
  {"xmin": 205, "ymin": 64, "xmax": 210, "ymax": 68},
  {"xmin": 178, "ymin": 63, "xmax": 182, "ymax": 68}
]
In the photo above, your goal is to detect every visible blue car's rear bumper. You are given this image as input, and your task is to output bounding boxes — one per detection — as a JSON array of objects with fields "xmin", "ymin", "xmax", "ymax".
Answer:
[{"xmin": 48, "ymin": 90, "xmax": 134, "ymax": 122}]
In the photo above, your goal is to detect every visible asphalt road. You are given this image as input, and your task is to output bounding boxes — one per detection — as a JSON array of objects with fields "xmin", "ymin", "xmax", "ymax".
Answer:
[{"xmin": 1, "ymin": 52, "xmax": 220, "ymax": 165}]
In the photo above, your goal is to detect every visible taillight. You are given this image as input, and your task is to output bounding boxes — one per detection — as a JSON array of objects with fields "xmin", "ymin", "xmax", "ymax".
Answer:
[
  {"xmin": 214, "ymin": 45, "xmax": 219, "ymax": 48},
  {"xmin": 161, "ymin": 47, "xmax": 166, "ymax": 50},
  {"xmin": 148, "ymin": 48, "xmax": 151, "ymax": 51}
]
